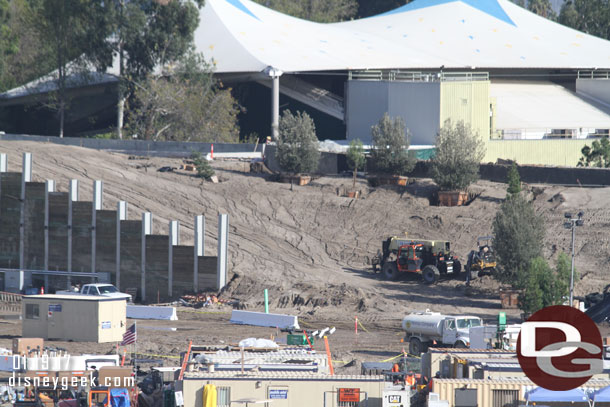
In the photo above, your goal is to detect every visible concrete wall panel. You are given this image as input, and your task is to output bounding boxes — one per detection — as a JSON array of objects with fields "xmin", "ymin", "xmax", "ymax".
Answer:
[
  {"xmin": 172, "ymin": 245, "xmax": 193, "ymax": 296},
  {"xmin": 198, "ymin": 256, "xmax": 218, "ymax": 291},
  {"xmin": 0, "ymin": 173, "xmax": 21, "ymax": 268},
  {"xmin": 145, "ymin": 235, "xmax": 169, "ymax": 303},
  {"xmin": 48, "ymin": 192, "xmax": 69, "ymax": 272},
  {"xmin": 24, "ymin": 182, "xmax": 45, "ymax": 269},
  {"xmin": 95, "ymin": 210, "xmax": 116, "ymax": 276},
  {"xmin": 71, "ymin": 201, "xmax": 92, "ymax": 273},
  {"xmin": 119, "ymin": 220, "xmax": 142, "ymax": 295}
]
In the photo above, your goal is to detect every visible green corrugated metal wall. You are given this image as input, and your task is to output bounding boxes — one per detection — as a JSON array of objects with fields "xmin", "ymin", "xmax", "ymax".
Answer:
[
  {"xmin": 440, "ymin": 81, "xmax": 490, "ymax": 142},
  {"xmin": 484, "ymin": 139, "xmax": 590, "ymax": 167}
]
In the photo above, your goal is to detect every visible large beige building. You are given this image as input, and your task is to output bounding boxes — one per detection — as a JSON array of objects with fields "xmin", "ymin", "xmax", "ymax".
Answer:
[{"xmin": 22, "ymin": 295, "xmax": 126, "ymax": 343}]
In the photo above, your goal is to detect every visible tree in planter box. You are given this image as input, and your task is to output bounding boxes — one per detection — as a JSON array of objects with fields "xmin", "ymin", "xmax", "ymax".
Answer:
[
  {"xmin": 276, "ymin": 110, "xmax": 320, "ymax": 183},
  {"xmin": 370, "ymin": 113, "xmax": 415, "ymax": 176},
  {"xmin": 430, "ymin": 119, "xmax": 485, "ymax": 192},
  {"xmin": 346, "ymin": 139, "xmax": 366, "ymax": 192}
]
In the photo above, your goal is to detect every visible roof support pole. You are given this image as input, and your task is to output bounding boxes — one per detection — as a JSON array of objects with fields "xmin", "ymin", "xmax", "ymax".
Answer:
[
  {"xmin": 272, "ymin": 74, "xmax": 280, "ymax": 140},
  {"xmin": 264, "ymin": 66, "xmax": 283, "ymax": 141}
]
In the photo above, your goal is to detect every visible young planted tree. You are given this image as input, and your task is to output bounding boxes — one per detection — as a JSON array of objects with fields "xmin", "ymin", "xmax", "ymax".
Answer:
[
  {"xmin": 190, "ymin": 151, "xmax": 215, "ymax": 180},
  {"xmin": 276, "ymin": 110, "xmax": 320, "ymax": 176},
  {"xmin": 430, "ymin": 119, "xmax": 485, "ymax": 191},
  {"xmin": 518, "ymin": 254, "xmax": 571, "ymax": 315},
  {"xmin": 370, "ymin": 113, "xmax": 415, "ymax": 176},
  {"xmin": 493, "ymin": 167, "xmax": 545, "ymax": 284},
  {"xmin": 346, "ymin": 139, "xmax": 365, "ymax": 191},
  {"xmin": 506, "ymin": 162, "xmax": 522, "ymax": 196}
]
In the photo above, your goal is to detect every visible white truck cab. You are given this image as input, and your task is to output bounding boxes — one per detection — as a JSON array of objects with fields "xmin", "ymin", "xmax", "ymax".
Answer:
[{"xmin": 57, "ymin": 284, "xmax": 132, "ymax": 302}]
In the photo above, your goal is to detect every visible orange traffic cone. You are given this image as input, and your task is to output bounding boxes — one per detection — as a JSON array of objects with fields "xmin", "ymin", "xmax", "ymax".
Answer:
[
  {"xmin": 40, "ymin": 286, "xmax": 44, "ymax": 294},
  {"xmin": 211, "ymin": 144, "xmax": 214, "ymax": 159}
]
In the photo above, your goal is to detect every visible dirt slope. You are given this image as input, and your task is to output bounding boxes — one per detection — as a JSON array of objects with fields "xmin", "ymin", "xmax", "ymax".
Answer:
[{"xmin": 1, "ymin": 141, "xmax": 608, "ymax": 326}]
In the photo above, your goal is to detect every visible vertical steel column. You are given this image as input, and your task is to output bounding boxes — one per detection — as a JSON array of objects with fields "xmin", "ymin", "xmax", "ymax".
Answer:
[
  {"xmin": 141, "ymin": 212, "xmax": 152, "ymax": 302},
  {"xmin": 217, "ymin": 214, "xmax": 229, "ymax": 290},
  {"xmin": 67, "ymin": 179, "xmax": 78, "ymax": 288},
  {"xmin": 168, "ymin": 220, "xmax": 179, "ymax": 298},
  {"xmin": 91, "ymin": 180, "xmax": 103, "ymax": 273},
  {"xmin": 115, "ymin": 201, "xmax": 127, "ymax": 290},
  {"xmin": 193, "ymin": 215, "xmax": 204, "ymax": 291},
  {"xmin": 19, "ymin": 153, "xmax": 32, "ymax": 270},
  {"xmin": 272, "ymin": 75, "xmax": 280, "ymax": 140},
  {"xmin": 44, "ymin": 180, "xmax": 55, "ymax": 292}
]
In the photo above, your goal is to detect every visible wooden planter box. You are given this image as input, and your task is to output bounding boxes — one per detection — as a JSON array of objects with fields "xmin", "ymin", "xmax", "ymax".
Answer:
[
  {"xmin": 500, "ymin": 290, "xmax": 521, "ymax": 309},
  {"xmin": 368, "ymin": 175, "xmax": 408, "ymax": 187},
  {"xmin": 438, "ymin": 190, "xmax": 469, "ymax": 207},
  {"xmin": 280, "ymin": 174, "xmax": 311, "ymax": 186}
]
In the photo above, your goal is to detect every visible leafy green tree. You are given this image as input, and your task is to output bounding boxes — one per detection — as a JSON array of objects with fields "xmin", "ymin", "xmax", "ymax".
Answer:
[
  {"xmin": 253, "ymin": 0, "xmax": 357, "ymax": 22},
  {"xmin": 370, "ymin": 113, "xmax": 415, "ymax": 176},
  {"xmin": 510, "ymin": 0, "xmax": 556, "ymax": 19},
  {"xmin": 276, "ymin": 110, "xmax": 320, "ymax": 175},
  {"xmin": 527, "ymin": 0, "xmax": 556, "ymax": 19},
  {"xmin": 0, "ymin": 0, "xmax": 18, "ymax": 91},
  {"xmin": 493, "ymin": 193, "xmax": 545, "ymax": 284},
  {"xmin": 190, "ymin": 151, "xmax": 215, "ymax": 180},
  {"xmin": 126, "ymin": 52, "xmax": 240, "ymax": 142},
  {"xmin": 518, "ymin": 258, "xmax": 545, "ymax": 314},
  {"xmin": 506, "ymin": 162, "xmax": 522, "ymax": 196},
  {"xmin": 0, "ymin": 0, "xmax": 54, "ymax": 93},
  {"xmin": 357, "ymin": 0, "xmax": 408, "ymax": 18},
  {"xmin": 32, "ymin": 0, "xmax": 109, "ymax": 137},
  {"xmin": 518, "ymin": 255, "xmax": 571, "ymax": 314},
  {"xmin": 86, "ymin": 0, "xmax": 204, "ymax": 139},
  {"xmin": 554, "ymin": 252, "xmax": 572, "ymax": 302},
  {"xmin": 577, "ymin": 136, "xmax": 610, "ymax": 167},
  {"xmin": 558, "ymin": 0, "xmax": 610, "ymax": 41},
  {"xmin": 430, "ymin": 119, "xmax": 485, "ymax": 191},
  {"xmin": 346, "ymin": 139, "xmax": 365, "ymax": 191}
]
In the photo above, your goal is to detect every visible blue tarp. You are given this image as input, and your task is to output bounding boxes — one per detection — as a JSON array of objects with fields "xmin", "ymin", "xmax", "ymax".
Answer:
[
  {"xmin": 526, "ymin": 387, "xmax": 589, "ymax": 403},
  {"xmin": 110, "ymin": 388, "xmax": 130, "ymax": 407},
  {"xmin": 593, "ymin": 386, "xmax": 610, "ymax": 403}
]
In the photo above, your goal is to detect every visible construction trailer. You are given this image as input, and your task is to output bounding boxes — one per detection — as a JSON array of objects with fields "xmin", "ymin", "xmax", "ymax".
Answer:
[
  {"xmin": 180, "ymin": 371, "xmax": 388, "ymax": 407},
  {"xmin": 22, "ymin": 294, "xmax": 126, "ymax": 342},
  {"xmin": 432, "ymin": 378, "xmax": 610, "ymax": 407}
]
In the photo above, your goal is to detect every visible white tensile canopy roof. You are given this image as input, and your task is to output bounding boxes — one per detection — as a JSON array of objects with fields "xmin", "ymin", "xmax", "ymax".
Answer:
[{"xmin": 195, "ymin": 0, "xmax": 610, "ymax": 73}]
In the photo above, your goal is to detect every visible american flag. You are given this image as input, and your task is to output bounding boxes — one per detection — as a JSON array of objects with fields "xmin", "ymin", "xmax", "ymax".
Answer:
[{"xmin": 121, "ymin": 323, "xmax": 136, "ymax": 345}]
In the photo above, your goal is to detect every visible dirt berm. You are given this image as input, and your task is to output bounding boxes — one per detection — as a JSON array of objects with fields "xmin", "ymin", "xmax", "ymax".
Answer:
[{"xmin": 1, "ymin": 141, "xmax": 608, "ymax": 324}]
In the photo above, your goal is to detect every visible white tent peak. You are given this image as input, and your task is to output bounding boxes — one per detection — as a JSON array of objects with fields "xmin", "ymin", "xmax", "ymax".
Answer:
[{"xmin": 195, "ymin": 0, "xmax": 610, "ymax": 73}]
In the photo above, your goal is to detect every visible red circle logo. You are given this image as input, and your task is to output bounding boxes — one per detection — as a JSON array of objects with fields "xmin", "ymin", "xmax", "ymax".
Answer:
[{"xmin": 517, "ymin": 305, "xmax": 603, "ymax": 390}]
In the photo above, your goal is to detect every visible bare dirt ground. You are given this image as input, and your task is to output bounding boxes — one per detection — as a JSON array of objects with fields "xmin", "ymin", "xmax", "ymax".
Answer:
[{"xmin": 0, "ymin": 141, "xmax": 608, "ymax": 373}]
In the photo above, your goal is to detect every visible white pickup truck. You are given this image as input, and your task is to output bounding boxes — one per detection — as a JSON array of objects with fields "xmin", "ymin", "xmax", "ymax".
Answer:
[{"xmin": 56, "ymin": 284, "xmax": 132, "ymax": 302}]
